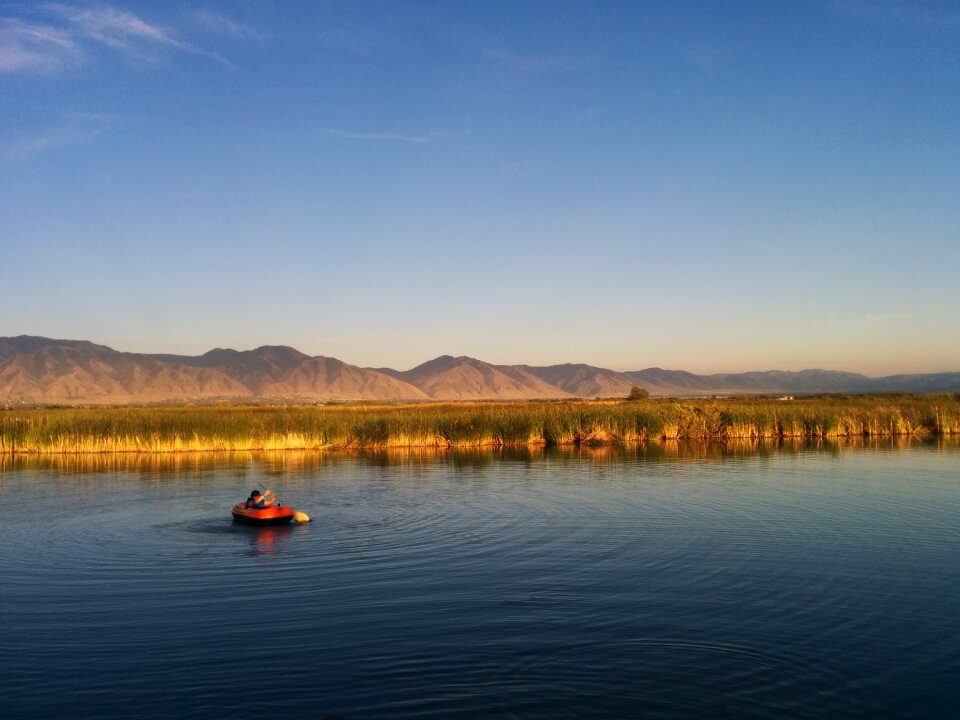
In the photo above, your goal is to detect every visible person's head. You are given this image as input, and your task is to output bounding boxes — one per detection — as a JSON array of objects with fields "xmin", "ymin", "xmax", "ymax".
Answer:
[{"xmin": 250, "ymin": 490, "xmax": 261, "ymax": 498}]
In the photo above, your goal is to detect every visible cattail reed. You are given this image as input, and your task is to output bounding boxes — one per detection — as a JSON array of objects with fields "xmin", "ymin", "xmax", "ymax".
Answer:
[{"xmin": 1, "ymin": 394, "xmax": 958, "ymax": 455}]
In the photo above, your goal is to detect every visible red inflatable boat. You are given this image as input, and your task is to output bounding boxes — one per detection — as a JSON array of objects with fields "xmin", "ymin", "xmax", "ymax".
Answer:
[{"xmin": 231, "ymin": 503, "xmax": 296, "ymax": 526}]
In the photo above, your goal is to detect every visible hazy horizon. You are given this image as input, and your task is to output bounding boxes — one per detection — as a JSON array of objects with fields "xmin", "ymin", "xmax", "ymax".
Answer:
[{"xmin": 2, "ymin": 1, "xmax": 957, "ymax": 375}]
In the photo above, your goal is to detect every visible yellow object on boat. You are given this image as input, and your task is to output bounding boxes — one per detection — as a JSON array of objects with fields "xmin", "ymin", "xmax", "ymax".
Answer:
[{"xmin": 293, "ymin": 510, "xmax": 311, "ymax": 523}]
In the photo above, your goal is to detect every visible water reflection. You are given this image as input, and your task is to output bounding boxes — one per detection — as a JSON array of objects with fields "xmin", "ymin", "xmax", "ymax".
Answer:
[
  {"xmin": 239, "ymin": 524, "xmax": 295, "ymax": 557},
  {"xmin": 3, "ymin": 437, "xmax": 959, "ymax": 720},
  {"xmin": 0, "ymin": 450, "xmax": 261, "ymax": 475},
  {"xmin": 0, "ymin": 435, "xmax": 953, "ymax": 475}
]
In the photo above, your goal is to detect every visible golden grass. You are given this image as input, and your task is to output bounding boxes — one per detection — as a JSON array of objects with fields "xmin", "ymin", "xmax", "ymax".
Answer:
[{"xmin": 1, "ymin": 394, "xmax": 958, "ymax": 455}]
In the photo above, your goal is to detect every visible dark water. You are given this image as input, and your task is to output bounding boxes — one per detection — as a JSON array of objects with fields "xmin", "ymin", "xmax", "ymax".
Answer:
[{"xmin": 2, "ymin": 442, "xmax": 958, "ymax": 719}]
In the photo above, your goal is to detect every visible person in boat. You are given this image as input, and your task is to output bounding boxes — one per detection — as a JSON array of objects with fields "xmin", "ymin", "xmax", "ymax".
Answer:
[{"xmin": 245, "ymin": 489, "xmax": 277, "ymax": 509}]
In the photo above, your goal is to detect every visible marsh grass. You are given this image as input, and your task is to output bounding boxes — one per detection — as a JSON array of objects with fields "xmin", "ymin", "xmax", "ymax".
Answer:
[{"xmin": 2, "ymin": 395, "xmax": 958, "ymax": 455}]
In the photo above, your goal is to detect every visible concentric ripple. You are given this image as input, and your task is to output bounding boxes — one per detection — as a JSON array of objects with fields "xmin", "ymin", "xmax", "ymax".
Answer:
[{"xmin": 2, "ymin": 445, "xmax": 959, "ymax": 719}]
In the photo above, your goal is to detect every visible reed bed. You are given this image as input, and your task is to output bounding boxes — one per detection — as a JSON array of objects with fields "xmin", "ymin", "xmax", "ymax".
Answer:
[{"xmin": 2, "ymin": 395, "xmax": 958, "ymax": 455}]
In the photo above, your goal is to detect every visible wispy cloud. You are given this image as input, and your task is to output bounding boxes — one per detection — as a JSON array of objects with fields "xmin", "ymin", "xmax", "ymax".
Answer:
[
  {"xmin": 0, "ymin": 3, "xmax": 262, "ymax": 74},
  {"xmin": 47, "ymin": 3, "xmax": 229, "ymax": 64},
  {"xmin": 192, "ymin": 11, "xmax": 267, "ymax": 43},
  {"xmin": 0, "ymin": 18, "xmax": 81, "ymax": 72},
  {"xmin": 48, "ymin": 3, "xmax": 183, "ymax": 50}
]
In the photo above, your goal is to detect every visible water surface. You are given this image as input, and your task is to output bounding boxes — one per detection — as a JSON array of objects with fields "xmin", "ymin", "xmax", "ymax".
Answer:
[{"xmin": 2, "ymin": 442, "xmax": 958, "ymax": 718}]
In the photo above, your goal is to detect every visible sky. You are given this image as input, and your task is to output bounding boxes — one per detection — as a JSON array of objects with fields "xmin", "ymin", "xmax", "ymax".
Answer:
[{"xmin": 1, "ymin": 0, "xmax": 958, "ymax": 375}]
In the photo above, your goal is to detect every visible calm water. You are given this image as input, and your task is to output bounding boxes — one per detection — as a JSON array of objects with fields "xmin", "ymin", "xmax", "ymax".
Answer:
[{"xmin": 1, "ymin": 442, "xmax": 958, "ymax": 719}]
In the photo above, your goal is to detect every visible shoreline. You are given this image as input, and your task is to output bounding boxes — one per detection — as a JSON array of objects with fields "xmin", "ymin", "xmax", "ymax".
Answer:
[
  {"xmin": 2, "ymin": 438, "xmax": 956, "ymax": 477},
  {"xmin": 2, "ymin": 395, "xmax": 958, "ymax": 456}
]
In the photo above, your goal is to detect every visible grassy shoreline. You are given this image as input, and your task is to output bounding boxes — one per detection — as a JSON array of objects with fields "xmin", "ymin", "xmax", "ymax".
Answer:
[{"xmin": 2, "ymin": 395, "xmax": 959, "ymax": 455}]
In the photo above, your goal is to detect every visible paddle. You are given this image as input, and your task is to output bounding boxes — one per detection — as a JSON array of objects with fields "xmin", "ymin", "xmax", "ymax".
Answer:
[{"xmin": 259, "ymin": 482, "xmax": 311, "ymax": 523}]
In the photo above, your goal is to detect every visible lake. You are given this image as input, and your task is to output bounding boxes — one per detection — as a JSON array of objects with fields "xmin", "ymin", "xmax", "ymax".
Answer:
[{"xmin": 2, "ymin": 441, "xmax": 958, "ymax": 719}]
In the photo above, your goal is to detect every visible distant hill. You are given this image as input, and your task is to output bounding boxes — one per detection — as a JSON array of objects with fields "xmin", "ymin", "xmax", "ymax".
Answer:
[
  {"xmin": 521, "ymin": 363, "xmax": 636, "ymax": 397},
  {"xmin": 0, "ymin": 336, "xmax": 248, "ymax": 404},
  {"xmin": 0, "ymin": 336, "xmax": 425, "ymax": 404},
  {"xmin": 395, "ymin": 356, "xmax": 575, "ymax": 400},
  {"xmin": 624, "ymin": 368, "xmax": 960, "ymax": 395},
  {"xmin": 1, "ymin": 335, "xmax": 958, "ymax": 405},
  {"xmin": 165, "ymin": 345, "xmax": 429, "ymax": 400}
]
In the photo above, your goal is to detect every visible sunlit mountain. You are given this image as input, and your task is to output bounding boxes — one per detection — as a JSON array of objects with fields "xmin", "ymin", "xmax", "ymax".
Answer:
[{"xmin": 1, "ymin": 336, "xmax": 958, "ymax": 405}]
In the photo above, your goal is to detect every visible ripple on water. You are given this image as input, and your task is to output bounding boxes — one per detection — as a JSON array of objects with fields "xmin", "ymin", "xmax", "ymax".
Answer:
[{"xmin": 2, "ymin": 447, "xmax": 959, "ymax": 720}]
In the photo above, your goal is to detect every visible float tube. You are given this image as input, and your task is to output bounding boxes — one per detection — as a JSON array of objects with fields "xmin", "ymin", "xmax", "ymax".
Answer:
[{"xmin": 231, "ymin": 503, "xmax": 296, "ymax": 526}]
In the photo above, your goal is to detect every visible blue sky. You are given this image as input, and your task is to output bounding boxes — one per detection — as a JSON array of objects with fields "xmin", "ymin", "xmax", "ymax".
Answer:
[{"xmin": 2, "ymin": 1, "xmax": 958, "ymax": 374}]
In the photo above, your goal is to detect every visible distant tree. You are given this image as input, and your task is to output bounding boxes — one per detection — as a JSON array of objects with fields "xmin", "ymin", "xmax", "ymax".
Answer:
[{"xmin": 627, "ymin": 386, "xmax": 650, "ymax": 401}]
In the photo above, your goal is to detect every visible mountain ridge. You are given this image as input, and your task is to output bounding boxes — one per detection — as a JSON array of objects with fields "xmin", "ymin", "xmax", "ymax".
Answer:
[{"xmin": 1, "ymin": 335, "xmax": 958, "ymax": 405}]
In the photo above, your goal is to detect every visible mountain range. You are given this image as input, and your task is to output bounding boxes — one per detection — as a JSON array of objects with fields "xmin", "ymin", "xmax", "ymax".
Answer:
[{"xmin": 1, "ymin": 335, "xmax": 958, "ymax": 405}]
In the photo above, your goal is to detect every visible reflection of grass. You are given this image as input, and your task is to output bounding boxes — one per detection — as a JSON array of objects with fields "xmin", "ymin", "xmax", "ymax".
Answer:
[
  {"xmin": 1, "ymin": 395, "xmax": 958, "ymax": 454},
  {"xmin": 3, "ymin": 436, "xmax": 956, "ymax": 473}
]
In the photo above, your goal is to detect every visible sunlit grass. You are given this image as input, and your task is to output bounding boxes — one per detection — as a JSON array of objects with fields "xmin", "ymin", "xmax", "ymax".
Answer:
[{"xmin": 1, "ymin": 394, "xmax": 958, "ymax": 454}]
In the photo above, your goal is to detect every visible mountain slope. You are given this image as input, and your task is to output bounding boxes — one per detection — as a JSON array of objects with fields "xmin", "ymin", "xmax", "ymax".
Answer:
[
  {"xmin": 0, "ymin": 338, "xmax": 248, "ymax": 404},
  {"xmin": 173, "ymin": 345, "xmax": 430, "ymax": 400},
  {"xmin": 621, "ymin": 368, "xmax": 940, "ymax": 395},
  {"xmin": 397, "ymin": 356, "xmax": 574, "ymax": 400},
  {"xmin": 2, "ymin": 336, "xmax": 958, "ymax": 404},
  {"xmin": 0, "ymin": 336, "xmax": 426, "ymax": 403},
  {"xmin": 522, "ymin": 363, "xmax": 637, "ymax": 397}
]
